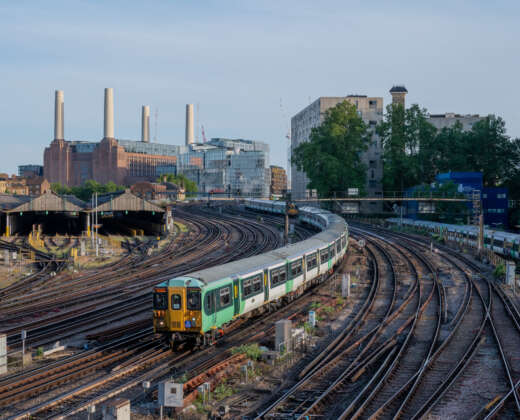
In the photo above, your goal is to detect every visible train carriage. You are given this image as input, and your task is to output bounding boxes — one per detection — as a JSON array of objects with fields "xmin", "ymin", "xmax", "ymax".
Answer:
[
  {"xmin": 387, "ymin": 217, "xmax": 520, "ymax": 259},
  {"xmin": 154, "ymin": 200, "xmax": 348, "ymax": 347}
]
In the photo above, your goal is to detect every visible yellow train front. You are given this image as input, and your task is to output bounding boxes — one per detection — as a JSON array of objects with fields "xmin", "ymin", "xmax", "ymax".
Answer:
[{"xmin": 152, "ymin": 278, "xmax": 204, "ymax": 347}]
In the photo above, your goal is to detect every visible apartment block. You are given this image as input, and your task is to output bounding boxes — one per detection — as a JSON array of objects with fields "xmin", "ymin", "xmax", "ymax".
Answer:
[{"xmin": 290, "ymin": 95, "xmax": 384, "ymax": 211}]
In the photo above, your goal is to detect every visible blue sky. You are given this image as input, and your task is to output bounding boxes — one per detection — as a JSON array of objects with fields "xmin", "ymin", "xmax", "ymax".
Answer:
[{"xmin": 1, "ymin": 1, "xmax": 519, "ymax": 175}]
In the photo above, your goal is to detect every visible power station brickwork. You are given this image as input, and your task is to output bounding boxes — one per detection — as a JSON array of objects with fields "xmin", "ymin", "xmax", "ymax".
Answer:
[{"xmin": 43, "ymin": 89, "xmax": 271, "ymax": 196}]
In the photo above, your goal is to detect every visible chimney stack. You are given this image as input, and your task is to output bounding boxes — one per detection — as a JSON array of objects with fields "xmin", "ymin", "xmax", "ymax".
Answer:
[
  {"xmin": 185, "ymin": 104, "xmax": 194, "ymax": 146},
  {"xmin": 389, "ymin": 85, "xmax": 408, "ymax": 108},
  {"xmin": 141, "ymin": 105, "xmax": 150, "ymax": 143},
  {"xmin": 104, "ymin": 88, "xmax": 114, "ymax": 139},
  {"xmin": 54, "ymin": 90, "xmax": 64, "ymax": 140}
]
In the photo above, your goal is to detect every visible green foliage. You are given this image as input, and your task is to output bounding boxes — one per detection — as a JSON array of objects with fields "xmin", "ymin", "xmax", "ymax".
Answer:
[
  {"xmin": 377, "ymin": 104, "xmax": 437, "ymax": 192},
  {"xmin": 230, "ymin": 343, "xmax": 264, "ymax": 360},
  {"xmin": 51, "ymin": 180, "xmax": 125, "ymax": 201},
  {"xmin": 310, "ymin": 301, "xmax": 321, "ymax": 310},
  {"xmin": 303, "ymin": 322, "xmax": 315, "ymax": 335},
  {"xmin": 494, "ymin": 263, "xmax": 506, "ymax": 279},
  {"xmin": 322, "ymin": 305, "xmax": 335, "ymax": 317},
  {"xmin": 193, "ymin": 395, "xmax": 207, "ymax": 413},
  {"xmin": 379, "ymin": 108, "xmax": 520, "ymax": 194},
  {"xmin": 213, "ymin": 382, "xmax": 234, "ymax": 400},
  {"xmin": 292, "ymin": 101, "xmax": 370, "ymax": 197},
  {"xmin": 158, "ymin": 173, "xmax": 198, "ymax": 193},
  {"xmin": 36, "ymin": 347, "xmax": 44, "ymax": 357},
  {"xmin": 178, "ymin": 372, "xmax": 189, "ymax": 384},
  {"xmin": 335, "ymin": 296, "xmax": 345, "ymax": 307}
]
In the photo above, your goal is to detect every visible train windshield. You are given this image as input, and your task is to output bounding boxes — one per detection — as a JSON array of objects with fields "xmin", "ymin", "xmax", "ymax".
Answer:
[
  {"xmin": 153, "ymin": 292, "xmax": 168, "ymax": 310},
  {"xmin": 187, "ymin": 289, "xmax": 201, "ymax": 310},
  {"xmin": 171, "ymin": 294, "xmax": 182, "ymax": 310}
]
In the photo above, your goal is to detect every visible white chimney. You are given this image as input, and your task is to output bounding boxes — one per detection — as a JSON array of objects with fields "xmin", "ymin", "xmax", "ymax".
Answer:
[
  {"xmin": 104, "ymin": 88, "xmax": 114, "ymax": 139},
  {"xmin": 54, "ymin": 90, "xmax": 64, "ymax": 140},
  {"xmin": 185, "ymin": 104, "xmax": 194, "ymax": 145},
  {"xmin": 141, "ymin": 105, "xmax": 150, "ymax": 143}
]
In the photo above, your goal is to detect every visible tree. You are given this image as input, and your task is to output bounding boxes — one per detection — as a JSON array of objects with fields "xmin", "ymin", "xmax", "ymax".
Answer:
[
  {"xmin": 51, "ymin": 181, "xmax": 125, "ymax": 201},
  {"xmin": 292, "ymin": 101, "xmax": 370, "ymax": 197},
  {"xmin": 158, "ymin": 173, "xmax": 198, "ymax": 193},
  {"xmin": 377, "ymin": 103, "xmax": 436, "ymax": 193},
  {"xmin": 464, "ymin": 116, "xmax": 520, "ymax": 187}
]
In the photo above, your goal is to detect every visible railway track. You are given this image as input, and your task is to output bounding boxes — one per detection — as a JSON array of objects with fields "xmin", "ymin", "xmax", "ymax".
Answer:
[
  {"xmin": 0, "ymin": 206, "xmax": 313, "ymax": 419},
  {"xmin": 348, "ymin": 224, "xmax": 520, "ymax": 419}
]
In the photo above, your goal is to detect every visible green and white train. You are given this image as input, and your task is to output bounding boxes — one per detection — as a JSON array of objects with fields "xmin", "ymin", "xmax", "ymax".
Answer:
[{"xmin": 153, "ymin": 200, "xmax": 348, "ymax": 346}]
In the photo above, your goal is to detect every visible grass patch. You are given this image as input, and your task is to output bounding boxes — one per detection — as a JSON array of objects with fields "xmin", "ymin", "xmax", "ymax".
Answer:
[
  {"xmin": 231, "ymin": 343, "xmax": 264, "ymax": 360},
  {"xmin": 213, "ymin": 382, "xmax": 234, "ymax": 400},
  {"xmin": 174, "ymin": 222, "xmax": 189, "ymax": 233},
  {"xmin": 494, "ymin": 263, "xmax": 506, "ymax": 279}
]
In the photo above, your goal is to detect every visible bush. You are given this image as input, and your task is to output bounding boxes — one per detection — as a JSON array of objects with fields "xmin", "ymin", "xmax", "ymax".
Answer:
[
  {"xmin": 214, "ymin": 382, "xmax": 234, "ymax": 400},
  {"xmin": 494, "ymin": 263, "xmax": 506, "ymax": 279},
  {"xmin": 231, "ymin": 343, "xmax": 264, "ymax": 360},
  {"xmin": 310, "ymin": 301, "xmax": 321, "ymax": 310}
]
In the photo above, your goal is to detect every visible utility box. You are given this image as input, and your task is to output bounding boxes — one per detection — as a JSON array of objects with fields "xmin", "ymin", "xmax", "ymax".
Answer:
[
  {"xmin": 158, "ymin": 381, "xmax": 184, "ymax": 407},
  {"xmin": 342, "ymin": 273, "xmax": 351, "ymax": 298},
  {"xmin": 506, "ymin": 261, "xmax": 516, "ymax": 286},
  {"xmin": 102, "ymin": 398, "xmax": 130, "ymax": 420},
  {"xmin": 275, "ymin": 319, "xmax": 292, "ymax": 353},
  {"xmin": 0, "ymin": 334, "xmax": 6, "ymax": 374}
]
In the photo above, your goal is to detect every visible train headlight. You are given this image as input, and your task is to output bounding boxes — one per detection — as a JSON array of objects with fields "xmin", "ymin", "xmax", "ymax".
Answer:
[{"xmin": 158, "ymin": 320, "xmax": 165, "ymax": 327}]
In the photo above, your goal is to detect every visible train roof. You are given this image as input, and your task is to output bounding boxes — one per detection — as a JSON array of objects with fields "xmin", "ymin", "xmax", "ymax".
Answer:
[
  {"xmin": 387, "ymin": 218, "xmax": 520, "ymax": 242},
  {"xmin": 164, "ymin": 207, "xmax": 347, "ymax": 286}
]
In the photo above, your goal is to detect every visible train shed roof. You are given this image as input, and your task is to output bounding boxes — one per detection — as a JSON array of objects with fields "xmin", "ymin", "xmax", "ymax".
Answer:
[
  {"xmin": 7, "ymin": 191, "xmax": 86, "ymax": 213},
  {"xmin": 89, "ymin": 189, "xmax": 164, "ymax": 213}
]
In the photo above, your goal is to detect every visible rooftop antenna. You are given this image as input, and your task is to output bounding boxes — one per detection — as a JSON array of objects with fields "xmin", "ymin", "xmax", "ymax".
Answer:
[{"xmin": 153, "ymin": 107, "xmax": 158, "ymax": 142}]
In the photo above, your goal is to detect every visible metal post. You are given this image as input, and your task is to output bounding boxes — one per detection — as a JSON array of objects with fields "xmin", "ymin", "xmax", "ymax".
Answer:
[
  {"xmin": 284, "ymin": 212, "xmax": 289, "ymax": 245},
  {"xmin": 21, "ymin": 330, "xmax": 26, "ymax": 369},
  {"xmin": 160, "ymin": 405, "xmax": 163, "ymax": 420},
  {"xmin": 95, "ymin": 193, "xmax": 99, "ymax": 257}
]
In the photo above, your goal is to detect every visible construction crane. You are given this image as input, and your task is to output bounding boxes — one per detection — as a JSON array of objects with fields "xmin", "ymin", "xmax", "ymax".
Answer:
[{"xmin": 201, "ymin": 125, "xmax": 208, "ymax": 143}]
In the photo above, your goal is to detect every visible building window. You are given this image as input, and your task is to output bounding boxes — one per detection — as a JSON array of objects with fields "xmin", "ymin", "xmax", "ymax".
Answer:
[{"xmin": 497, "ymin": 193, "xmax": 506, "ymax": 199}]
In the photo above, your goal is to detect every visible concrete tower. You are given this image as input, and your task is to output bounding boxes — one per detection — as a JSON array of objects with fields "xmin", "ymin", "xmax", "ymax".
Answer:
[
  {"xmin": 185, "ymin": 104, "xmax": 194, "ymax": 145},
  {"xmin": 54, "ymin": 90, "xmax": 64, "ymax": 140},
  {"xmin": 141, "ymin": 105, "xmax": 150, "ymax": 143},
  {"xmin": 104, "ymin": 88, "xmax": 114, "ymax": 139},
  {"xmin": 389, "ymin": 85, "xmax": 408, "ymax": 107}
]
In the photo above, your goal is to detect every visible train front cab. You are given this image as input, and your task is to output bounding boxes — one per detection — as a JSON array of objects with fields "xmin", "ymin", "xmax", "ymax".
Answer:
[{"xmin": 153, "ymin": 278, "xmax": 203, "ymax": 346}]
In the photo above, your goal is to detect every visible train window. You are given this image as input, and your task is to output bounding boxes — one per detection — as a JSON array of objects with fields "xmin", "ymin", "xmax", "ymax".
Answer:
[
  {"xmin": 253, "ymin": 276, "xmax": 263, "ymax": 292},
  {"xmin": 153, "ymin": 292, "xmax": 168, "ymax": 310},
  {"xmin": 331, "ymin": 246, "xmax": 336, "ymax": 258},
  {"xmin": 342, "ymin": 236, "xmax": 347, "ymax": 249},
  {"xmin": 187, "ymin": 289, "xmax": 201, "ymax": 310},
  {"xmin": 220, "ymin": 286, "xmax": 231, "ymax": 307},
  {"xmin": 291, "ymin": 260, "xmax": 302, "ymax": 277},
  {"xmin": 204, "ymin": 292, "xmax": 215, "ymax": 315},
  {"xmin": 243, "ymin": 278, "xmax": 253, "ymax": 297},
  {"xmin": 336, "ymin": 240, "xmax": 341, "ymax": 253},
  {"xmin": 306, "ymin": 253, "xmax": 317, "ymax": 270},
  {"xmin": 171, "ymin": 294, "xmax": 182, "ymax": 310},
  {"xmin": 270, "ymin": 267, "xmax": 287, "ymax": 287},
  {"xmin": 307, "ymin": 252, "xmax": 318, "ymax": 271},
  {"xmin": 320, "ymin": 249, "xmax": 328, "ymax": 264}
]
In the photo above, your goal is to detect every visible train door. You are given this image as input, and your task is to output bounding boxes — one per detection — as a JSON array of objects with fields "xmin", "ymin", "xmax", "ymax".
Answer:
[
  {"xmin": 233, "ymin": 277, "xmax": 240, "ymax": 316},
  {"xmin": 263, "ymin": 269, "xmax": 269, "ymax": 302}
]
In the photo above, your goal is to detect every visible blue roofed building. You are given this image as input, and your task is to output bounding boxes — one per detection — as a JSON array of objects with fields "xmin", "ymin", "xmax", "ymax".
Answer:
[{"xmin": 404, "ymin": 172, "xmax": 508, "ymax": 228}]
